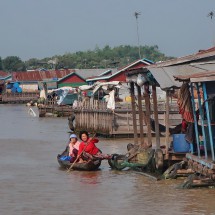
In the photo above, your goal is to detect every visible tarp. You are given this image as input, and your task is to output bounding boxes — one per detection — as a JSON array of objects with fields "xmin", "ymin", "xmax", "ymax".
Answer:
[
  {"xmin": 79, "ymin": 81, "xmax": 121, "ymax": 94},
  {"xmin": 92, "ymin": 81, "xmax": 121, "ymax": 95},
  {"xmin": 48, "ymin": 87, "xmax": 77, "ymax": 105}
]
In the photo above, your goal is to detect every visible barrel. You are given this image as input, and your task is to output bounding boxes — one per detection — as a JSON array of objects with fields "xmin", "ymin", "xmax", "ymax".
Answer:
[
  {"xmin": 173, "ymin": 134, "xmax": 190, "ymax": 153},
  {"xmin": 13, "ymin": 82, "xmax": 19, "ymax": 88},
  {"xmin": 11, "ymin": 87, "xmax": 17, "ymax": 93},
  {"xmin": 16, "ymin": 87, "xmax": 22, "ymax": 93}
]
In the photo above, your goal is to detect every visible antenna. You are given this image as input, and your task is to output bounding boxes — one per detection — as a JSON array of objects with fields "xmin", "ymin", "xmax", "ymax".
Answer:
[
  {"xmin": 134, "ymin": 11, "xmax": 141, "ymax": 59},
  {"xmin": 207, "ymin": 11, "xmax": 214, "ymax": 20},
  {"xmin": 207, "ymin": 11, "xmax": 215, "ymax": 46}
]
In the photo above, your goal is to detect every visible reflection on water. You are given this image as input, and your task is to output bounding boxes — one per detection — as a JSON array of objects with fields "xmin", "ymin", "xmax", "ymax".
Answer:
[{"xmin": 0, "ymin": 104, "xmax": 215, "ymax": 215}]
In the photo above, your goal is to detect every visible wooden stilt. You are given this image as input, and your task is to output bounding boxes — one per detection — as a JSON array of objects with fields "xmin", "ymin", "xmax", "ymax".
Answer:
[
  {"xmin": 165, "ymin": 90, "xmax": 170, "ymax": 154},
  {"xmin": 152, "ymin": 85, "xmax": 160, "ymax": 149},
  {"xmin": 144, "ymin": 84, "xmax": 152, "ymax": 147},
  {"xmin": 136, "ymin": 84, "xmax": 145, "ymax": 147},
  {"xmin": 130, "ymin": 82, "xmax": 138, "ymax": 145}
]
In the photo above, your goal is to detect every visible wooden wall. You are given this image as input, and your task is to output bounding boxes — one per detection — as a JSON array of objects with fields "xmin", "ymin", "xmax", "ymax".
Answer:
[{"xmin": 74, "ymin": 99, "xmax": 182, "ymax": 136}]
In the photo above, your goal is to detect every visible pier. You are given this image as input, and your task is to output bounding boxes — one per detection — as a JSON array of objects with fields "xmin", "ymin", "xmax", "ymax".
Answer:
[{"xmin": 0, "ymin": 92, "xmax": 39, "ymax": 103}]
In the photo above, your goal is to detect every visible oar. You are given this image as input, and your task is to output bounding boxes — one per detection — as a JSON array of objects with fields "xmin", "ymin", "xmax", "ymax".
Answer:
[{"xmin": 67, "ymin": 133, "xmax": 96, "ymax": 173}]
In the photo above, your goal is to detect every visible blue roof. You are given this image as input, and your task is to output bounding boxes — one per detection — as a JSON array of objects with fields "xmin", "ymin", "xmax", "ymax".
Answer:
[{"xmin": 142, "ymin": 58, "xmax": 154, "ymax": 64}]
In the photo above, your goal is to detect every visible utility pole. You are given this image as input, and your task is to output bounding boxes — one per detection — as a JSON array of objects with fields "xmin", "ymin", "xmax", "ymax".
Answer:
[{"xmin": 134, "ymin": 11, "xmax": 141, "ymax": 59}]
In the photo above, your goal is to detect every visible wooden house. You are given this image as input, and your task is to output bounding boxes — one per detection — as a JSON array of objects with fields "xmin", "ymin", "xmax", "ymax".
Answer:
[
  {"xmin": 123, "ymin": 46, "xmax": 215, "ymax": 179},
  {"xmin": 57, "ymin": 72, "xmax": 86, "ymax": 88},
  {"xmin": 86, "ymin": 59, "xmax": 153, "ymax": 83},
  {"xmin": 12, "ymin": 70, "xmax": 74, "ymax": 92}
]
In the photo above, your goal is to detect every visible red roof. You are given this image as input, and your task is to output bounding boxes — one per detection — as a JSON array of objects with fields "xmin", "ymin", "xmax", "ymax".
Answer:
[
  {"xmin": 12, "ymin": 69, "xmax": 75, "ymax": 82},
  {"xmin": 0, "ymin": 71, "xmax": 10, "ymax": 78}
]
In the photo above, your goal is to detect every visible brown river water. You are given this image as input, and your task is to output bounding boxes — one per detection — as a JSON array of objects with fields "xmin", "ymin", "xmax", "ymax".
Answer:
[{"xmin": 0, "ymin": 104, "xmax": 215, "ymax": 215}]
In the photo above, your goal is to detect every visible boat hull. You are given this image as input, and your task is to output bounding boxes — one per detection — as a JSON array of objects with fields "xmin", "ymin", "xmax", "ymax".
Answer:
[{"xmin": 57, "ymin": 154, "xmax": 101, "ymax": 171}]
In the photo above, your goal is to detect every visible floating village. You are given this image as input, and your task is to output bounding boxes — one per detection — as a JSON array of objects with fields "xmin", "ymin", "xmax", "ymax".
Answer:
[{"xmin": 1, "ymin": 46, "xmax": 215, "ymax": 189}]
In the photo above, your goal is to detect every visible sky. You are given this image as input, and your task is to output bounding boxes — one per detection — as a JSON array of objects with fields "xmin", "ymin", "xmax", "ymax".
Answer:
[{"xmin": 0, "ymin": 0, "xmax": 215, "ymax": 60}]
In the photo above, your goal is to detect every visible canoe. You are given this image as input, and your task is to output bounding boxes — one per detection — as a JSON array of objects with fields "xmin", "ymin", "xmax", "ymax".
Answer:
[{"xmin": 57, "ymin": 154, "xmax": 101, "ymax": 171}]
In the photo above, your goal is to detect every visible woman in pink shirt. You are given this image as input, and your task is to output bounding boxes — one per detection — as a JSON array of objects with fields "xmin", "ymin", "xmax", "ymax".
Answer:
[{"xmin": 68, "ymin": 134, "xmax": 80, "ymax": 162}]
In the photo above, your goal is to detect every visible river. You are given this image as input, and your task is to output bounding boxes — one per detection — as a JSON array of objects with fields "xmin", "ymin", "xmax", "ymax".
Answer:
[{"xmin": 0, "ymin": 104, "xmax": 215, "ymax": 215}]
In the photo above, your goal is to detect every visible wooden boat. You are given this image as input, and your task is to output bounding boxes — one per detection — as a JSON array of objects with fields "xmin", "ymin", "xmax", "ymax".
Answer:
[
  {"xmin": 57, "ymin": 146, "xmax": 102, "ymax": 171},
  {"xmin": 57, "ymin": 154, "xmax": 102, "ymax": 171}
]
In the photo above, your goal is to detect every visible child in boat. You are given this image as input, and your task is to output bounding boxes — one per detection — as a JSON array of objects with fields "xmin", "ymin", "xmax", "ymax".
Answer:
[
  {"xmin": 60, "ymin": 134, "xmax": 80, "ymax": 162},
  {"xmin": 78, "ymin": 131, "xmax": 100, "ymax": 163}
]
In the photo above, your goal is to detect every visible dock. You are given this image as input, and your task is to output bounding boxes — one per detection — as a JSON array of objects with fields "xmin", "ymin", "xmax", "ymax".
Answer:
[
  {"xmin": 74, "ymin": 99, "xmax": 182, "ymax": 137},
  {"xmin": 0, "ymin": 92, "xmax": 39, "ymax": 103}
]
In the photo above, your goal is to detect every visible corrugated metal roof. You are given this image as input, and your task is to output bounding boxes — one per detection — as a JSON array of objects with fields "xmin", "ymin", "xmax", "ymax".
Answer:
[
  {"xmin": 152, "ymin": 46, "xmax": 215, "ymax": 67},
  {"xmin": 0, "ymin": 71, "xmax": 10, "ymax": 78},
  {"xmin": 142, "ymin": 46, "xmax": 215, "ymax": 90},
  {"xmin": 86, "ymin": 59, "xmax": 152, "ymax": 82},
  {"xmin": 12, "ymin": 69, "xmax": 112, "ymax": 82},
  {"xmin": 12, "ymin": 70, "xmax": 74, "ymax": 82},
  {"xmin": 148, "ymin": 64, "xmax": 207, "ymax": 89},
  {"xmin": 74, "ymin": 69, "xmax": 113, "ymax": 79},
  {"xmin": 174, "ymin": 71, "xmax": 215, "ymax": 82}
]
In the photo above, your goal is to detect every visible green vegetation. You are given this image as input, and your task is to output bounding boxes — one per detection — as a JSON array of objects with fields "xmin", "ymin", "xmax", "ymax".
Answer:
[
  {"xmin": 2, "ymin": 56, "xmax": 26, "ymax": 72},
  {"xmin": 1, "ymin": 45, "xmax": 173, "ymax": 72}
]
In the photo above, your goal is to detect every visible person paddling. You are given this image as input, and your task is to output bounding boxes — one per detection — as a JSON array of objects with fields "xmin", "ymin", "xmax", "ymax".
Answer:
[{"xmin": 78, "ymin": 131, "xmax": 100, "ymax": 163}]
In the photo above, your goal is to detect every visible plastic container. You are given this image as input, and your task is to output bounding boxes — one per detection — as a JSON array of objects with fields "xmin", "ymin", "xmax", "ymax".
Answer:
[
  {"xmin": 173, "ymin": 134, "xmax": 190, "ymax": 153},
  {"xmin": 13, "ymin": 82, "xmax": 19, "ymax": 88},
  {"xmin": 16, "ymin": 87, "xmax": 22, "ymax": 93},
  {"xmin": 11, "ymin": 87, "xmax": 17, "ymax": 93}
]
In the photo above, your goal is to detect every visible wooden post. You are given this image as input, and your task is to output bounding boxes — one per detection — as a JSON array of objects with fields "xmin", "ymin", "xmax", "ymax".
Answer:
[
  {"xmin": 130, "ymin": 82, "xmax": 138, "ymax": 145},
  {"xmin": 152, "ymin": 85, "xmax": 160, "ymax": 149},
  {"xmin": 136, "ymin": 84, "xmax": 145, "ymax": 147},
  {"xmin": 165, "ymin": 90, "xmax": 170, "ymax": 154},
  {"xmin": 144, "ymin": 83, "xmax": 152, "ymax": 147}
]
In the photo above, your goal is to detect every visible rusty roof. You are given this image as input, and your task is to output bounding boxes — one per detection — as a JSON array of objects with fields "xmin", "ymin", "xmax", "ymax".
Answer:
[
  {"xmin": 0, "ymin": 71, "xmax": 10, "ymax": 78},
  {"xmin": 12, "ymin": 70, "xmax": 75, "ymax": 82},
  {"xmin": 149, "ymin": 46, "xmax": 215, "ymax": 68},
  {"xmin": 12, "ymin": 69, "xmax": 109, "ymax": 82},
  {"xmin": 174, "ymin": 71, "xmax": 215, "ymax": 82}
]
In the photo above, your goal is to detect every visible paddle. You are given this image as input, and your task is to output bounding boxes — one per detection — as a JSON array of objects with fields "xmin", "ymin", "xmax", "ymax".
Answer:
[{"xmin": 67, "ymin": 133, "xmax": 96, "ymax": 172}]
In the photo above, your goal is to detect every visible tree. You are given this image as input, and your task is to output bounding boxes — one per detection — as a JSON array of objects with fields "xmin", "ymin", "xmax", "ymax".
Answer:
[
  {"xmin": 25, "ymin": 58, "xmax": 40, "ymax": 70},
  {"xmin": 22, "ymin": 45, "xmax": 174, "ymax": 70},
  {"xmin": 3, "ymin": 56, "xmax": 26, "ymax": 71}
]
